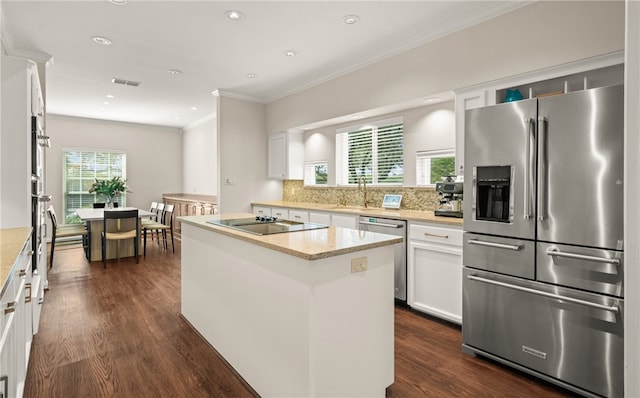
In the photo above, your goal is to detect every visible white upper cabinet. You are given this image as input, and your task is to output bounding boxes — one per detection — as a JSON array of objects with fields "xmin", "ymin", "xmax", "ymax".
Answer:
[
  {"xmin": 268, "ymin": 131, "xmax": 304, "ymax": 180},
  {"xmin": 454, "ymin": 90, "xmax": 486, "ymax": 177}
]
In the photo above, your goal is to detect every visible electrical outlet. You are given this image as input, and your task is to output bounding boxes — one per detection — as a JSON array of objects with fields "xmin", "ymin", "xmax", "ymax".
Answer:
[{"xmin": 351, "ymin": 257, "xmax": 368, "ymax": 273}]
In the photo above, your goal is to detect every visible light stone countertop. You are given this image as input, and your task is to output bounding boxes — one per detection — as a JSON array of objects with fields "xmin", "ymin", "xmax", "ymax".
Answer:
[
  {"xmin": 178, "ymin": 213, "xmax": 403, "ymax": 261},
  {"xmin": 0, "ymin": 227, "xmax": 32, "ymax": 296},
  {"xmin": 252, "ymin": 200, "xmax": 464, "ymax": 227}
]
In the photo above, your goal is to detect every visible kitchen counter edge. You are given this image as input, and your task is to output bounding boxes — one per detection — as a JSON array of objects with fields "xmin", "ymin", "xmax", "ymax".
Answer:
[
  {"xmin": 0, "ymin": 227, "xmax": 32, "ymax": 296},
  {"xmin": 252, "ymin": 201, "xmax": 463, "ymax": 226},
  {"xmin": 178, "ymin": 214, "xmax": 403, "ymax": 261}
]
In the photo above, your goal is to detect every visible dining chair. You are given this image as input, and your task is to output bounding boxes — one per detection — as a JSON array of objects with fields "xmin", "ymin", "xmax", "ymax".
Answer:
[
  {"xmin": 143, "ymin": 204, "xmax": 174, "ymax": 256},
  {"xmin": 143, "ymin": 202, "xmax": 164, "ymax": 243},
  {"xmin": 47, "ymin": 205, "xmax": 88, "ymax": 268},
  {"xmin": 101, "ymin": 209, "xmax": 139, "ymax": 268}
]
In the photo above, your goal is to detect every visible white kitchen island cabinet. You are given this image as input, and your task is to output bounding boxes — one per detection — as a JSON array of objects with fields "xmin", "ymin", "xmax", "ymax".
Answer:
[{"xmin": 179, "ymin": 214, "xmax": 400, "ymax": 398}]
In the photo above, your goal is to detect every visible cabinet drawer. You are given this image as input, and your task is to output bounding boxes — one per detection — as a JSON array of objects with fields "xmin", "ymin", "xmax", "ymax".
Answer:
[
  {"xmin": 289, "ymin": 210, "xmax": 309, "ymax": 222},
  {"xmin": 409, "ymin": 223, "xmax": 462, "ymax": 246},
  {"xmin": 271, "ymin": 208, "xmax": 289, "ymax": 219}
]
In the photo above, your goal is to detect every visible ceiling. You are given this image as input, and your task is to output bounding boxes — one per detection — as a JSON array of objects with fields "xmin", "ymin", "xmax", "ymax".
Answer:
[{"xmin": 1, "ymin": 1, "xmax": 528, "ymax": 129}]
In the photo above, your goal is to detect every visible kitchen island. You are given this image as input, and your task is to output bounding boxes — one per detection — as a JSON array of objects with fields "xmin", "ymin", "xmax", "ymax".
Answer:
[{"xmin": 179, "ymin": 213, "xmax": 402, "ymax": 398}]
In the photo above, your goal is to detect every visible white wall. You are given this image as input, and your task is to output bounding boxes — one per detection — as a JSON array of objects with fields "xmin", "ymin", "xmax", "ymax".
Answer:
[
  {"xmin": 217, "ymin": 95, "xmax": 280, "ymax": 213},
  {"xmin": 182, "ymin": 115, "xmax": 217, "ymax": 195},
  {"xmin": 45, "ymin": 114, "xmax": 182, "ymax": 222},
  {"xmin": 266, "ymin": 1, "xmax": 624, "ymax": 132},
  {"xmin": 303, "ymin": 101, "xmax": 454, "ymax": 186}
]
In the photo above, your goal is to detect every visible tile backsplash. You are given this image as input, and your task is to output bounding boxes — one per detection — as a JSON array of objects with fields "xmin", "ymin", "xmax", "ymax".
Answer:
[{"xmin": 282, "ymin": 180, "xmax": 440, "ymax": 211}]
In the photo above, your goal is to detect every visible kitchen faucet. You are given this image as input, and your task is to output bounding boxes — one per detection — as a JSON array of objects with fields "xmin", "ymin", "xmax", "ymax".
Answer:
[{"xmin": 357, "ymin": 176, "xmax": 368, "ymax": 208}]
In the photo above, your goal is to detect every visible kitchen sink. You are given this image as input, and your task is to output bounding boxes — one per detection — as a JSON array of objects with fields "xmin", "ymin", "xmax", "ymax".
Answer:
[{"xmin": 207, "ymin": 217, "xmax": 328, "ymax": 235}]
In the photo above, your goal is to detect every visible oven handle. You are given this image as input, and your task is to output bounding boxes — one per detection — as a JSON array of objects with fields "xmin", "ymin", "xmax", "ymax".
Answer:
[
  {"xmin": 546, "ymin": 248, "xmax": 621, "ymax": 265},
  {"xmin": 467, "ymin": 239, "xmax": 521, "ymax": 251},
  {"xmin": 467, "ymin": 275, "xmax": 619, "ymax": 313}
]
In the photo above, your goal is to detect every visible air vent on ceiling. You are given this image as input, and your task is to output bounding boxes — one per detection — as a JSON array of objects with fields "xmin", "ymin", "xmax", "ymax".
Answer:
[{"xmin": 111, "ymin": 78, "xmax": 140, "ymax": 87}]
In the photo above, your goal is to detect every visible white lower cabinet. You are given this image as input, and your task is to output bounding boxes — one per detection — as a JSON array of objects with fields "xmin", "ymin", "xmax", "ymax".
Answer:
[
  {"xmin": 309, "ymin": 212, "xmax": 331, "ymax": 225},
  {"xmin": 0, "ymin": 234, "xmax": 33, "ymax": 398},
  {"xmin": 330, "ymin": 214, "xmax": 357, "ymax": 229},
  {"xmin": 288, "ymin": 210, "xmax": 309, "ymax": 222},
  {"xmin": 253, "ymin": 206, "xmax": 271, "ymax": 216},
  {"xmin": 408, "ymin": 222, "xmax": 462, "ymax": 324}
]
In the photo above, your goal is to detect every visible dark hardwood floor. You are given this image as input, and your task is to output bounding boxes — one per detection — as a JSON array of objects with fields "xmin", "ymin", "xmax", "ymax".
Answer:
[{"xmin": 25, "ymin": 239, "xmax": 577, "ymax": 398}]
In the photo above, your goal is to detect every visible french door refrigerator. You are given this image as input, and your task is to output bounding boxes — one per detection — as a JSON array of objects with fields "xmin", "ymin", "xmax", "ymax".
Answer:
[{"xmin": 462, "ymin": 84, "xmax": 624, "ymax": 398}]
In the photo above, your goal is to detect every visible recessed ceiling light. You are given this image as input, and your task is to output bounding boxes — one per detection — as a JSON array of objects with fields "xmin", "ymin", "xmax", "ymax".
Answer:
[
  {"xmin": 105, "ymin": 94, "xmax": 114, "ymax": 99},
  {"xmin": 190, "ymin": 107, "xmax": 198, "ymax": 111},
  {"xmin": 246, "ymin": 73, "xmax": 258, "ymax": 79},
  {"xmin": 103, "ymin": 101, "xmax": 111, "ymax": 105},
  {"xmin": 92, "ymin": 36, "xmax": 112, "ymax": 45},
  {"xmin": 284, "ymin": 50, "xmax": 298, "ymax": 57},
  {"xmin": 173, "ymin": 116, "xmax": 180, "ymax": 120},
  {"xmin": 342, "ymin": 15, "xmax": 359, "ymax": 25},
  {"xmin": 168, "ymin": 69, "xmax": 183, "ymax": 76},
  {"xmin": 108, "ymin": 0, "xmax": 126, "ymax": 4},
  {"xmin": 225, "ymin": 10, "xmax": 243, "ymax": 21}
]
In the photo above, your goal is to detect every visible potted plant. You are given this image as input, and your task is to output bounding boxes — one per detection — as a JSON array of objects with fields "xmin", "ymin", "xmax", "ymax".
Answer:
[{"xmin": 88, "ymin": 176, "xmax": 130, "ymax": 208}]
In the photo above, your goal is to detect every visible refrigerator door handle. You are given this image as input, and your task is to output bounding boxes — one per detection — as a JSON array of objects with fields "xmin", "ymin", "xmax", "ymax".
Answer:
[
  {"xmin": 546, "ymin": 248, "xmax": 621, "ymax": 265},
  {"xmin": 524, "ymin": 117, "xmax": 535, "ymax": 220},
  {"xmin": 467, "ymin": 239, "xmax": 521, "ymax": 251},
  {"xmin": 467, "ymin": 275, "xmax": 620, "ymax": 313},
  {"xmin": 537, "ymin": 116, "xmax": 547, "ymax": 221}
]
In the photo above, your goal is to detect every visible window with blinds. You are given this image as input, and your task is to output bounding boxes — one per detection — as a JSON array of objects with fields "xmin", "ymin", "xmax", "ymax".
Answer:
[
  {"xmin": 335, "ymin": 118, "xmax": 403, "ymax": 185},
  {"xmin": 416, "ymin": 149, "xmax": 455, "ymax": 186},
  {"xmin": 62, "ymin": 149, "xmax": 126, "ymax": 223},
  {"xmin": 303, "ymin": 161, "xmax": 328, "ymax": 185}
]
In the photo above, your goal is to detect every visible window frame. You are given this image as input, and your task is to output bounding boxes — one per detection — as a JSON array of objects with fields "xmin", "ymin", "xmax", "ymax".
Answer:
[
  {"xmin": 303, "ymin": 160, "xmax": 329, "ymax": 186},
  {"xmin": 62, "ymin": 147, "xmax": 127, "ymax": 223},
  {"xmin": 335, "ymin": 117, "xmax": 404, "ymax": 186},
  {"xmin": 416, "ymin": 148, "xmax": 456, "ymax": 187}
]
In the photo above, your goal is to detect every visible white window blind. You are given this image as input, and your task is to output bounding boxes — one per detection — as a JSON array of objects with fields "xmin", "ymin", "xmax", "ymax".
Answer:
[
  {"xmin": 336, "ymin": 118, "xmax": 403, "ymax": 185},
  {"xmin": 62, "ymin": 148, "xmax": 126, "ymax": 223},
  {"xmin": 304, "ymin": 161, "xmax": 328, "ymax": 185},
  {"xmin": 416, "ymin": 149, "xmax": 455, "ymax": 186}
]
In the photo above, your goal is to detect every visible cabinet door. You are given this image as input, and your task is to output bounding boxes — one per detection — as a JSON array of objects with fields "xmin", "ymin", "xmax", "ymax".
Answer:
[
  {"xmin": 408, "ymin": 241, "xmax": 462, "ymax": 324},
  {"xmin": 454, "ymin": 90, "xmax": 486, "ymax": 176},
  {"xmin": 331, "ymin": 214, "xmax": 357, "ymax": 229},
  {"xmin": 268, "ymin": 133, "xmax": 287, "ymax": 179},
  {"xmin": 288, "ymin": 210, "xmax": 309, "ymax": 222},
  {"xmin": 309, "ymin": 212, "xmax": 331, "ymax": 225}
]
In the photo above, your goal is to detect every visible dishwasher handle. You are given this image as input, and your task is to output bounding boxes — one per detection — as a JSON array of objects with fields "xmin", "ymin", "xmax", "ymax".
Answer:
[{"xmin": 358, "ymin": 220, "xmax": 403, "ymax": 228}]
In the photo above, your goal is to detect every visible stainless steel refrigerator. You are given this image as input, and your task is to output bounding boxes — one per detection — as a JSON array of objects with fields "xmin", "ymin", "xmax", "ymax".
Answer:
[{"xmin": 462, "ymin": 84, "xmax": 624, "ymax": 398}]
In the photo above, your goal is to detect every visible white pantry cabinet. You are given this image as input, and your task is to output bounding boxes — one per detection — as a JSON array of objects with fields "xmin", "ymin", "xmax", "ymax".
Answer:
[{"xmin": 407, "ymin": 222, "xmax": 462, "ymax": 324}]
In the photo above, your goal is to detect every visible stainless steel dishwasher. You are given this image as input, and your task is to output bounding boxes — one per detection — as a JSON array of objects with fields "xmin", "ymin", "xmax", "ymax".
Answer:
[{"xmin": 358, "ymin": 216, "xmax": 407, "ymax": 302}]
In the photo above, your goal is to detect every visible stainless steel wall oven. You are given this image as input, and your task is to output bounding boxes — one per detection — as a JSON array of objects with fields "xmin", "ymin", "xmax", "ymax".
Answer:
[{"xmin": 462, "ymin": 84, "xmax": 624, "ymax": 398}]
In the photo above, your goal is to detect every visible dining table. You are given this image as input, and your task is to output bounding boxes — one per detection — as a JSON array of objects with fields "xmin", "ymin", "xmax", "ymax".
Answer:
[{"xmin": 75, "ymin": 207, "xmax": 155, "ymax": 262}]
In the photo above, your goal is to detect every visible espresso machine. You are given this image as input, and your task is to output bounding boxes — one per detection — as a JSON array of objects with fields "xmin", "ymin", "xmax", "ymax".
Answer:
[{"xmin": 435, "ymin": 176, "xmax": 463, "ymax": 218}]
